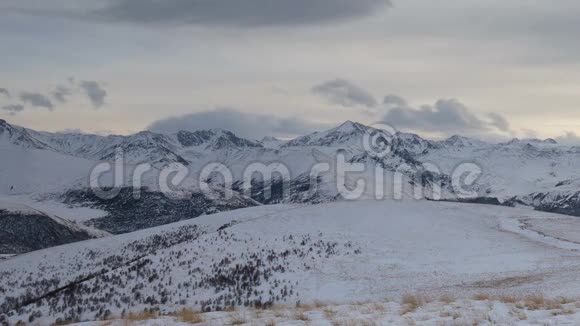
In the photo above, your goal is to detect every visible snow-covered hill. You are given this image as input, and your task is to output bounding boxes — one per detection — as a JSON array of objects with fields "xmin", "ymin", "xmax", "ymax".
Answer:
[
  {"xmin": 0, "ymin": 201, "xmax": 100, "ymax": 254},
  {"xmin": 2, "ymin": 200, "xmax": 580, "ymax": 324}
]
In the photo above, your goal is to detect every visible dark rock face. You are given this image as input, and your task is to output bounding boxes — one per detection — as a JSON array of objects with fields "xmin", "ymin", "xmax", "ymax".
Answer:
[
  {"xmin": 527, "ymin": 192, "xmax": 580, "ymax": 217},
  {"xmin": 62, "ymin": 188, "xmax": 257, "ymax": 234},
  {"xmin": 204, "ymin": 131, "xmax": 262, "ymax": 151},
  {"xmin": 456, "ymin": 197, "xmax": 502, "ymax": 206},
  {"xmin": 0, "ymin": 210, "xmax": 93, "ymax": 254},
  {"xmin": 442, "ymin": 193, "xmax": 580, "ymax": 218},
  {"xmin": 177, "ymin": 129, "xmax": 262, "ymax": 150},
  {"xmin": 283, "ymin": 124, "xmax": 366, "ymax": 148},
  {"xmin": 177, "ymin": 130, "xmax": 214, "ymax": 147},
  {"xmin": 429, "ymin": 197, "xmax": 502, "ymax": 208},
  {"xmin": 233, "ymin": 174, "xmax": 334, "ymax": 205}
]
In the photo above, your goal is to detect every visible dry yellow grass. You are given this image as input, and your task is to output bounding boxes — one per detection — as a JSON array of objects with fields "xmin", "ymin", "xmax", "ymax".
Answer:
[
  {"xmin": 439, "ymin": 310, "xmax": 453, "ymax": 318},
  {"xmin": 293, "ymin": 310, "xmax": 310, "ymax": 321},
  {"xmin": 272, "ymin": 310, "xmax": 286, "ymax": 318},
  {"xmin": 556, "ymin": 296, "xmax": 576, "ymax": 305},
  {"xmin": 313, "ymin": 300, "xmax": 326, "ymax": 308},
  {"xmin": 126, "ymin": 310, "xmax": 158, "ymax": 321},
  {"xmin": 498, "ymin": 295, "xmax": 517, "ymax": 304},
  {"xmin": 51, "ymin": 320, "xmax": 76, "ymax": 326},
  {"xmin": 331, "ymin": 319, "xmax": 378, "ymax": 326},
  {"xmin": 472, "ymin": 293, "xmax": 491, "ymax": 301},
  {"xmin": 323, "ymin": 306, "xmax": 337, "ymax": 320},
  {"xmin": 176, "ymin": 308, "xmax": 203, "ymax": 324},
  {"xmin": 523, "ymin": 294, "xmax": 546, "ymax": 310},
  {"xmin": 53, "ymin": 295, "xmax": 580, "ymax": 326},
  {"xmin": 552, "ymin": 308, "xmax": 576, "ymax": 316},
  {"xmin": 403, "ymin": 316, "xmax": 417, "ymax": 326},
  {"xmin": 400, "ymin": 294, "xmax": 425, "ymax": 314},
  {"xmin": 297, "ymin": 301, "xmax": 329, "ymax": 312},
  {"xmin": 370, "ymin": 302, "xmax": 386, "ymax": 312},
  {"xmin": 224, "ymin": 305, "xmax": 237, "ymax": 312},
  {"xmin": 439, "ymin": 293, "xmax": 456, "ymax": 304},
  {"xmin": 229, "ymin": 313, "xmax": 248, "ymax": 325}
]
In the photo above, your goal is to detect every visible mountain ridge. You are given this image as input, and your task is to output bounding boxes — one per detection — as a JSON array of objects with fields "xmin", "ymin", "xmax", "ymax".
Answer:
[
  {"xmin": 0, "ymin": 119, "xmax": 563, "ymax": 160},
  {"xmin": 3, "ymin": 118, "xmax": 580, "ymax": 239}
]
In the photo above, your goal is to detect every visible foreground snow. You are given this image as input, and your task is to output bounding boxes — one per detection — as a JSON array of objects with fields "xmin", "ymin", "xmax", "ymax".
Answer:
[{"xmin": 73, "ymin": 297, "xmax": 580, "ymax": 325}]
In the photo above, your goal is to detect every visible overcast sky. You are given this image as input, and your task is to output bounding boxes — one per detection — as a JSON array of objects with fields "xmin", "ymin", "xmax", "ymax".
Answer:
[{"xmin": 1, "ymin": 0, "xmax": 580, "ymax": 141}]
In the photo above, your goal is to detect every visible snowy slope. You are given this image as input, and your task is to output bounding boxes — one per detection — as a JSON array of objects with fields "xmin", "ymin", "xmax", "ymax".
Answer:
[
  {"xmin": 0, "ymin": 143, "xmax": 96, "ymax": 195},
  {"xmin": 2, "ymin": 200, "xmax": 580, "ymax": 324}
]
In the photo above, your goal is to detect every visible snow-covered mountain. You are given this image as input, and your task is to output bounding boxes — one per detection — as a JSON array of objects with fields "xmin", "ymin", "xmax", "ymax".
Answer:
[
  {"xmin": 2, "ymin": 118, "xmax": 580, "ymax": 238},
  {"xmin": 282, "ymin": 121, "xmax": 369, "ymax": 148}
]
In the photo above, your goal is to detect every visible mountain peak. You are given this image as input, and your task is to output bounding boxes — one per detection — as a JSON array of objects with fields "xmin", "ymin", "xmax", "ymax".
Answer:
[
  {"xmin": 261, "ymin": 136, "xmax": 280, "ymax": 142},
  {"xmin": 504, "ymin": 138, "xmax": 520, "ymax": 145},
  {"xmin": 333, "ymin": 120, "xmax": 366, "ymax": 133},
  {"xmin": 446, "ymin": 135, "xmax": 464, "ymax": 141},
  {"xmin": 442, "ymin": 135, "xmax": 484, "ymax": 147},
  {"xmin": 282, "ymin": 121, "xmax": 369, "ymax": 148},
  {"xmin": 503, "ymin": 137, "xmax": 558, "ymax": 146}
]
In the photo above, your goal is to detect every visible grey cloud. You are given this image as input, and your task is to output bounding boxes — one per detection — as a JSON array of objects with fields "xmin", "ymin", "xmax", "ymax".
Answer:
[
  {"xmin": 555, "ymin": 132, "xmax": 580, "ymax": 146},
  {"xmin": 2, "ymin": 104, "xmax": 24, "ymax": 116},
  {"xmin": 487, "ymin": 112, "xmax": 510, "ymax": 132},
  {"xmin": 148, "ymin": 108, "xmax": 329, "ymax": 139},
  {"xmin": 384, "ymin": 98, "xmax": 511, "ymax": 136},
  {"xmin": 79, "ymin": 80, "xmax": 107, "ymax": 109},
  {"xmin": 312, "ymin": 79, "xmax": 378, "ymax": 108},
  {"xmin": 52, "ymin": 86, "xmax": 72, "ymax": 103},
  {"xmin": 20, "ymin": 92, "xmax": 54, "ymax": 110},
  {"xmin": 521, "ymin": 129, "xmax": 539, "ymax": 139},
  {"xmin": 383, "ymin": 94, "xmax": 407, "ymax": 106},
  {"xmin": 91, "ymin": 0, "xmax": 390, "ymax": 27},
  {"xmin": 2, "ymin": 78, "xmax": 108, "ymax": 112}
]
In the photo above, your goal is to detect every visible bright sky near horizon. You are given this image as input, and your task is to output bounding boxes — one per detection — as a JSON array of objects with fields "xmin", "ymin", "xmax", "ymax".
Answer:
[{"xmin": 1, "ymin": 0, "xmax": 580, "ymax": 142}]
